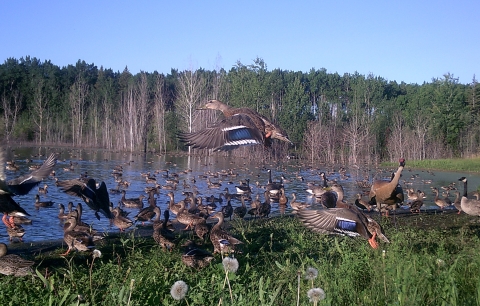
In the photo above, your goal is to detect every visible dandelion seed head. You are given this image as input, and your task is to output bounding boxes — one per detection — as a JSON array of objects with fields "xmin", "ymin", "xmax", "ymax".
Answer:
[
  {"xmin": 307, "ymin": 287, "xmax": 326, "ymax": 303},
  {"xmin": 170, "ymin": 280, "xmax": 188, "ymax": 300},
  {"xmin": 222, "ymin": 256, "xmax": 239, "ymax": 273},
  {"xmin": 436, "ymin": 258, "xmax": 445, "ymax": 267},
  {"xmin": 92, "ymin": 249, "xmax": 102, "ymax": 259},
  {"xmin": 304, "ymin": 267, "xmax": 318, "ymax": 281}
]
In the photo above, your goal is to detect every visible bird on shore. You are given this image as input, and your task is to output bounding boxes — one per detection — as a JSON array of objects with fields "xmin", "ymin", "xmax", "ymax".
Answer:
[
  {"xmin": 368, "ymin": 158, "xmax": 405, "ymax": 215},
  {"xmin": 178, "ymin": 99, "xmax": 292, "ymax": 151},
  {"xmin": 0, "ymin": 243, "xmax": 34, "ymax": 276}
]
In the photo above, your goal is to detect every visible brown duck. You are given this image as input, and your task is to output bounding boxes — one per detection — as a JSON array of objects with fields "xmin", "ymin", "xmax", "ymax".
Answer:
[{"xmin": 178, "ymin": 99, "xmax": 292, "ymax": 151}]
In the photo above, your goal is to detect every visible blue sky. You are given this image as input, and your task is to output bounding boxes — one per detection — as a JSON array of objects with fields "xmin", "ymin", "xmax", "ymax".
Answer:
[{"xmin": 1, "ymin": 1, "xmax": 479, "ymax": 84}]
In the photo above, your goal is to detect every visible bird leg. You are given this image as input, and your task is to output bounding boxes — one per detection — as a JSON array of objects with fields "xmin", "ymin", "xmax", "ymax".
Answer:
[
  {"xmin": 60, "ymin": 248, "xmax": 72, "ymax": 256},
  {"xmin": 368, "ymin": 232, "xmax": 378, "ymax": 249},
  {"xmin": 2, "ymin": 214, "xmax": 15, "ymax": 229}
]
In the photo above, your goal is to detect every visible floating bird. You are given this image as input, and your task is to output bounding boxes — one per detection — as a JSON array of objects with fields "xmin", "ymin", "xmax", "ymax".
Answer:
[
  {"xmin": 56, "ymin": 178, "xmax": 113, "ymax": 220},
  {"xmin": 34, "ymin": 194, "xmax": 54, "ymax": 208},
  {"xmin": 0, "ymin": 243, "xmax": 34, "ymax": 276},
  {"xmin": 297, "ymin": 205, "xmax": 389, "ymax": 249},
  {"xmin": 178, "ymin": 99, "xmax": 292, "ymax": 151}
]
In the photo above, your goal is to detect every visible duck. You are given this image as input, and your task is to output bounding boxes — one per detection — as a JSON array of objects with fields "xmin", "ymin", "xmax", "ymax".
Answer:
[
  {"xmin": 432, "ymin": 187, "xmax": 450, "ymax": 209},
  {"xmin": 6, "ymin": 224, "xmax": 26, "ymax": 242},
  {"xmin": 258, "ymin": 190, "xmax": 272, "ymax": 218},
  {"xmin": 290, "ymin": 193, "xmax": 310, "ymax": 211},
  {"xmin": 458, "ymin": 177, "xmax": 480, "ymax": 217},
  {"xmin": 354, "ymin": 193, "xmax": 373, "ymax": 211},
  {"xmin": 34, "ymin": 194, "xmax": 54, "ymax": 208},
  {"xmin": 368, "ymin": 158, "xmax": 405, "ymax": 215},
  {"xmin": 278, "ymin": 187, "xmax": 288, "ymax": 206},
  {"xmin": 194, "ymin": 217, "xmax": 211, "ymax": 241},
  {"xmin": 221, "ymin": 199, "xmax": 234, "ymax": 220},
  {"xmin": 167, "ymin": 192, "xmax": 183, "ymax": 215},
  {"xmin": 111, "ymin": 207, "xmax": 134, "ymax": 232},
  {"xmin": 133, "ymin": 191, "xmax": 158, "ymax": 225},
  {"xmin": 58, "ymin": 203, "xmax": 69, "ymax": 219},
  {"xmin": 178, "ymin": 99, "xmax": 292, "ymax": 151},
  {"xmin": 153, "ymin": 210, "xmax": 175, "ymax": 251},
  {"xmin": 175, "ymin": 201, "xmax": 206, "ymax": 230},
  {"xmin": 409, "ymin": 191, "xmax": 425, "ymax": 213},
  {"xmin": 233, "ymin": 195, "xmax": 248, "ymax": 219},
  {"xmin": 61, "ymin": 215, "xmax": 95, "ymax": 256},
  {"xmin": 56, "ymin": 177, "xmax": 114, "ymax": 220},
  {"xmin": 0, "ymin": 153, "xmax": 56, "ymax": 228},
  {"xmin": 0, "ymin": 243, "xmax": 34, "ymax": 276},
  {"xmin": 247, "ymin": 194, "xmax": 261, "ymax": 218},
  {"xmin": 120, "ymin": 190, "xmax": 144, "ymax": 209},
  {"xmin": 37, "ymin": 184, "xmax": 48, "ymax": 194},
  {"xmin": 181, "ymin": 240, "xmax": 214, "ymax": 269},
  {"xmin": 297, "ymin": 205, "xmax": 390, "ymax": 249},
  {"xmin": 11, "ymin": 215, "xmax": 32, "ymax": 225},
  {"xmin": 209, "ymin": 211, "xmax": 243, "ymax": 254},
  {"xmin": 453, "ymin": 190, "xmax": 462, "ymax": 214}
]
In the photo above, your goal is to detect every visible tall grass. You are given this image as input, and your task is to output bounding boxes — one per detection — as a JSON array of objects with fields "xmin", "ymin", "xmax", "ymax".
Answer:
[{"xmin": 1, "ymin": 214, "xmax": 480, "ymax": 305}]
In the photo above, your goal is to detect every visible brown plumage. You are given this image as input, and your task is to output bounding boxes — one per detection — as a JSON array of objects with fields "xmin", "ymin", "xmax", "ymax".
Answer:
[
  {"xmin": 181, "ymin": 240, "xmax": 214, "ymax": 269},
  {"xmin": 61, "ymin": 215, "xmax": 95, "ymax": 256},
  {"xmin": 432, "ymin": 187, "xmax": 449, "ymax": 209},
  {"xmin": 0, "ymin": 243, "xmax": 34, "ymax": 276},
  {"xmin": 297, "ymin": 204, "xmax": 390, "ymax": 249},
  {"xmin": 179, "ymin": 99, "xmax": 292, "ymax": 151},
  {"xmin": 153, "ymin": 210, "xmax": 175, "ymax": 251},
  {"xmin": 209, "ymin": 211, "xmax": 243, "ymax": 254},
  {"xmin": 369, "ymin": 158, "xmax": 405, "ymax": 215}
]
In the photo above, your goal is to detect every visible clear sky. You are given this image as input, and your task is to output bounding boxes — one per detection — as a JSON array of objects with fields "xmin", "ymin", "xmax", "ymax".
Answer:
[{"xmin": 1, "ymin": 1, "xmax": 478, "ymax": 84}]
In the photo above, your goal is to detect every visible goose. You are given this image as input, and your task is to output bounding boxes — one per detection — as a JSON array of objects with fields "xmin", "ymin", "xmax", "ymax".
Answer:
[
  {"xmin": 266, "ymin": 169, "xmax": 283, "ymax": 197},
  {"xmin": 368, "ymin": 158, "xmax": 405, "ymax": 215},
  {"xmin": 305, "ymin": 172, "xmax": 329, "ymax": 198},
  {"xmin": 178, "ymin": 99, "xmax": 292, "ymax": 151},
  {"xmin": 458, "ymin": 177, "xmax": 480, "ymax": 217},
  {"xmin": 297, "ymin": 205, "xmax": 390, "ymax": 249},
  {"xmin": 0, "ymin": 243, "xmax": 34, "ymax": 276},
  {"xmin": 56, "ymin": 178, "xmax": 113, "ymax": 220},
  {"xmin": 209, "ymin": 211, "xmax": 243, "ymax": 254},
  {"xmin": 235, "ymin": 179, "xmax": 252, "ymax": 194}
]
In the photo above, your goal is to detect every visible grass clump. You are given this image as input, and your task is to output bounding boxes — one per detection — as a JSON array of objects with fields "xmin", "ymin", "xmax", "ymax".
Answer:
[{"xmin": 1, "ymin": 213, "xmax": 480, "ymax": 305}]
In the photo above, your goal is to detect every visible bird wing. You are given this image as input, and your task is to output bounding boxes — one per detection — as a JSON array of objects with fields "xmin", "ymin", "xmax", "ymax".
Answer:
[
  {"xmin": 7, "ymin": 153, "xmax": 57, "ymax": 195},
  {"xmin": 179, "ymin": 114, "xmax": 264, "ymax": 151}
]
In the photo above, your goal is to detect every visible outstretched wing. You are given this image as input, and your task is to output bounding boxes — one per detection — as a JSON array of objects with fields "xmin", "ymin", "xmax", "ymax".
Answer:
[{"xmin": 7, "ymin": 153, "xmax": 57, "ymax": 195}]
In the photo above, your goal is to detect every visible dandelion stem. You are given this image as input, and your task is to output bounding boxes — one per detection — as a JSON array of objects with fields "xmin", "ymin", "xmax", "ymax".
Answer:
[{"xmin": 297, "ymin": 271, "xmax": 301, "ymax": 306}]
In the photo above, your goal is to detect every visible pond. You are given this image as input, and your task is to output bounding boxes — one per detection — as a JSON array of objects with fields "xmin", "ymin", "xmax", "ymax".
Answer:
[{"xmin": 2, "ymin": 146, "xmax": 480, "ymax": 245}]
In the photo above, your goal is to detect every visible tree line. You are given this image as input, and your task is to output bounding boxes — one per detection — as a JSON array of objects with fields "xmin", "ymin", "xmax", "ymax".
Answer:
[{"xmin": 1, "ymin": 56, "xmax": 479, "ymax": 164}]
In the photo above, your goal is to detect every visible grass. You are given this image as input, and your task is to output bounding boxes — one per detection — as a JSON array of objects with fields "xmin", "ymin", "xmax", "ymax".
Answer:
[
  {"xmin": 383, "ymin": 157, "xmax": 480, "ymax": 173},
  {"xmin": 2, "ymin": 213, "xmax": 480, "ymax": 305}
]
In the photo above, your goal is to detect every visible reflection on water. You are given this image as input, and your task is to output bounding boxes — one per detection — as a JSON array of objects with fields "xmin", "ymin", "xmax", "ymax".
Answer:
[{"xmin": 2, "ymin": 146, "xmax": 480, "ymax": 245}]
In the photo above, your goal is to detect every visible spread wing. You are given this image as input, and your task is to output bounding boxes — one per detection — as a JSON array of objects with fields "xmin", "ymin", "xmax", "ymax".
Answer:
[{"xmin": 7, "ymin": 153, "xmax": 57, "ymax": 195}]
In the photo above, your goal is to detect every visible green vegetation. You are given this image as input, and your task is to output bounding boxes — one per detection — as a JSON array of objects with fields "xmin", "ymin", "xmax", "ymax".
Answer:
[
  {"xmin": 2, "ymin": 213, "xmax": 480, "ymax": 305},
  {"xmin": 1, "ymin": 56, "xmax": 480, "ymax": 162},
  {"xmin": 383, "ymin": 157, "xmax": 480, "ymax": 173}
]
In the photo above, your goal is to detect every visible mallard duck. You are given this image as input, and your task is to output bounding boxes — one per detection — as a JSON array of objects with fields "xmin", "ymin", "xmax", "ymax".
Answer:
[
  {"xmin": 120, "ymin": 190, "xmax": 144, "ymax": 209},
  {"xmin": 0, "ymin": 243, "xmax": 34, "ymax": 276},
  {"xmin": 58, "ymin": 203, "xmax": 69, "ymax": 219},
  {"xmin": 133, "ymin": 191, "xmax": 158, "ymax": 225},
  {"xmin": 432, "ymin": 187, "xmax": 450, "ymax": 209},
  {"xmin": 178, "ymin": 99, "xmax": 292, "ymax": 151},
  {"xmin": 181, "ymin": 240, "xmax": 214, "ymax": 269},
  {"xmin": 369, "ymin": 159, "xmax": 405, "ymax": 215},
  {"xmin": 247, "ymin": 194, "xmax": 261, "ymax": 218},
  {"xmin": 61, "ymin": 215, "xmax": 95, "ymax": 256},
  {"xmin": 166, "ymin": 192, "xmax": 182, "ymax": 215},
  {"xmin": 209, "ymin": 211, "xmax": 243, "ymax": 254},
  {"xmin": 458, "ymin": 177, "xmax": 480, "ymax": 217},
  {"xmin": 297, "ymin": 205, "xmax": 390, "ymax": 249},
  {"xmin": 11, "ymin": 215, "xmax": 32, "ymax": 225},
  {"xmin": 221, "ymin": 199, "xmax": 234, "ymax": 221},
  {"xmin": 453, "ymin": 190, "xmax": 462, "ymax": 214},
  {"xmin": 153, "ymin": 210, "xmax": 175, "ymax": 251},
  {"xmin": 278, "ymin": 187, "xmax": 288, "ymax": 206},
  {"xmin": 111, "ymin": 207, "xmax": 134, "ymax": 232},
  {"xmin": 6, "ymin": 224, "xmax": 25, "ymax": 242},
  {"xmin": 258, "ymin": 190, "xmax": 272, "ymax": 218},
  {"xmin": 34, "ymin": 194, "xmax": 54, "ymax": 208},
  {"xmin": 175, "ymin": 201, "xmax": 206, "ymax": 230},
  {"xmin": 0, "ymin": 152, "xmax": 56, "ymax": 228},
  {"xmin": 56, "ymin": 178, "xmax": 113, "ymax": 220},
  {"xmin": 194, "ymin": 217, "xmax": 210, "ymax": 241},
  {"xmin": 354, "ymin": 193, "xmax": 373, "ymax": 211},
  {"xmin": 290, "ymin": 193, "xmax": 310, "ymax": 211},
  {"xmin": 37, "ymin": 184, "xmax": 48, "ymax": 194},
  {"xmin": 409, "ymin": 191, "xmax": 425, "ymax": 213},
  {"xmin": 233, "ymin": 195, "xmax": 248, "ymax": 219}
]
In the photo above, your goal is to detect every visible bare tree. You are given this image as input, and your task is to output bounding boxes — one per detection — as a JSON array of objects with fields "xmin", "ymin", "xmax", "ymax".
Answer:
[
  {"xmin": 32, "ymin": 77, "xmax": 47, "ymax": 144},
  {"xmin": 344, "ymin": 112, "xmax": 371, "ymax": 165},
  {"xmin": 153, "ymin": 74, "xmax": 167, "ymax": 153},
  {"xmin": 1, "ymin": 86, "xmax": 22, "ymax": 141},
  {"xmin": 134, "ymin": 72, "xmax": 149, "ymax": 152},
  {"xmin": 386, "ymin": 114, "xmax": 407, "ymax": 160},
  {"xmin": 69, "ymin": 76, "xmax": 89, "ymax": 146}
]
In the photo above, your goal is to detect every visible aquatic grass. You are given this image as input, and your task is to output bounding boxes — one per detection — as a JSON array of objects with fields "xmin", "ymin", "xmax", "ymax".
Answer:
[
  {"xmin": 383, "ymin": 157, "xmax": 480, "ymax": 173},
  {"xmin": 2, "ymin": 214, "xmax": 480, "ymax": 304}
]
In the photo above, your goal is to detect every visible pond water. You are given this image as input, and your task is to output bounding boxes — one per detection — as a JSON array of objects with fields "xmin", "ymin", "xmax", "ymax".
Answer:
[{"xmin": 2, "ymin": 146, "xmax": 480, "ymax": 245}]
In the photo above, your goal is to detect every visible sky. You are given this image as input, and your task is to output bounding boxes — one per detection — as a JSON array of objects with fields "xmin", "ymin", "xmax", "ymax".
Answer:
[{"xmin": 1, "ymin": 1, "xmax": 479, "ymax": 85}]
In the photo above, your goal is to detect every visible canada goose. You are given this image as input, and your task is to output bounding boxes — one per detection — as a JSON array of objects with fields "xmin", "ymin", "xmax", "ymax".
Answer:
[
  {"xmin": 369, "ymin": 159, "xmax": 405, "ymax": 215},
  {"xmin": 458, "ymin": 177, "xmax": 480, "ymax": 217},
  {"xmin": 178, "ymin": 99, "xmax": 292, "ymax": 151},
  {"xmin": 235, "ymin": 179, "xmax": 252, "ymax": 194},
  {"xmin": 266, "ymin": 169, "xmax": 283, "ymax": 197},
  {"xmin": 297, "ymin": 204, "xmax": 389, "ymax": 249},
  {"xmin": 305, "ymin": 172, "xmax": 329, "ymax": 197}
]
